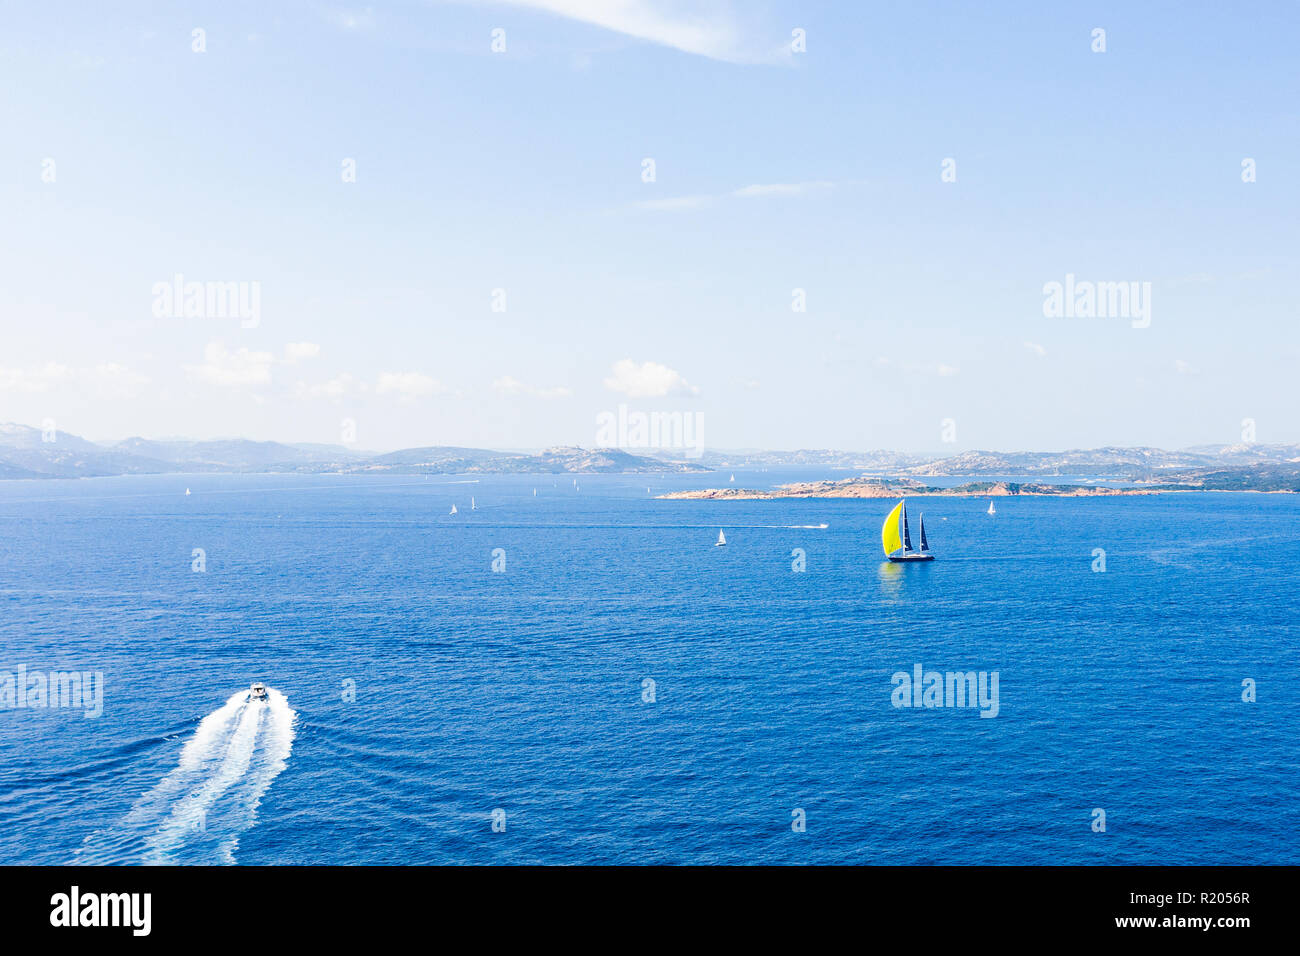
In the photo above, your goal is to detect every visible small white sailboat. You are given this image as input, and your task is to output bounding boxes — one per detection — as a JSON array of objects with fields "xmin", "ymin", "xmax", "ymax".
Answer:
[
  {"xmin": 715, "ymin": 529, "xmax": 727, "ymax": 547},
  {"xmin": 533, "ymin": 488, "xmax": 537, "ymax": 496},
  {"xmin": 184, "ymin": 488, "xmax": 191, "ymax": 496},
  {"xmin": 882, "ymin": 499, "xmax": 934, "ymax": 562},
  {"xmin": 729, "ymin": 474, "xmax": 735, "ymax": 483},
  {"xmin": 449, "ymin": 504, "xmax": 458, "ymax": 515},
  {"xmin": 987, "ymin": 500, "xmax": 996, "ymax": 516},
  {"xmin": 471, "ymin": 497, "xmax": 477, "ymax": 511}
]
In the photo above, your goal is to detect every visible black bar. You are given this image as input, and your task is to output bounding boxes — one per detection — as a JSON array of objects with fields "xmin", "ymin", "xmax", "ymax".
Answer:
[{"xmin": 0, "ymin": 865, "xmax": 1279, "ymax": 942}]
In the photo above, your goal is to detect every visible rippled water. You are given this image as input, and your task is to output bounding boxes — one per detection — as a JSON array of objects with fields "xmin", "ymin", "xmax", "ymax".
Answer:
[{"xmin": 0, "ymin": 473, "xmax": 1296, "ymax": 864}]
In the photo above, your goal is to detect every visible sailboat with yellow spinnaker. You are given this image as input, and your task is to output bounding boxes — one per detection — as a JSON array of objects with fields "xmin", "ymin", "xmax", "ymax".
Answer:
[{"xmin": 882, "ymin": 499, "xmax": 935, "ymax": 562}]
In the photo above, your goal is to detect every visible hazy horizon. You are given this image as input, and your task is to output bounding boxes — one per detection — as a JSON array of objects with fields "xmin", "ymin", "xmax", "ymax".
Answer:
[{"xmin": 4, "ymin": 417, "xmax": 1295, "ymax": 459}]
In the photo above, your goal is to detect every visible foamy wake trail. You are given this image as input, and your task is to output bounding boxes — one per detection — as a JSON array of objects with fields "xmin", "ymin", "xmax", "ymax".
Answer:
[{"xmin": 78, "ymin": 688, "xmax": 296, "ymax": 865}]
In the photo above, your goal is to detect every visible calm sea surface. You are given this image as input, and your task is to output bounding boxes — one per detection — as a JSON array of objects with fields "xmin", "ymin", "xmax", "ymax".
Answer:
[{"xmin": 0, "ymin": 472, "xmax": 1296, "ymax": 864}]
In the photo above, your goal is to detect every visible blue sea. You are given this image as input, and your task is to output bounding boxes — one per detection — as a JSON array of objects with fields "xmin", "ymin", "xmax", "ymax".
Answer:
[{"xmin": 1, "ymin": 472, "xmax": 1296, "ymax": 865}]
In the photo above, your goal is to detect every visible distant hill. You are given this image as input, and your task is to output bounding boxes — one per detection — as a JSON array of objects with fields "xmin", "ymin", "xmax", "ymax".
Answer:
[
  {"xmin": 0, "ymin": 423, "xmax": 707, "ymax": 478},
  {"xmin": 109, "ymin": 436, "xmax": 357, "ymax": 470},
  {"xmin": 3, "ymin": 422, "xmax": 1298, "ymax": 481},
  {"xmin": 901, "ymin": 447, "xmax": 1215, "ymax": 477}
]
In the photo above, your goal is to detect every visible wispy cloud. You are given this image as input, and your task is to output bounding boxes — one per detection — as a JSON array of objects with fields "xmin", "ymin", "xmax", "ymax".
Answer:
[
  {"xmin": 1023, "ymin": 341, "xmax": 1047, "ymax": 357},
  {"xmin": 479, "ymin": 0, "xmax": 760, "ymax": 63},
  {"xmin": 634, "ymin": 180, "xmax": 834, "ymax": 212},
  {"xmin": 187, "ymin": 341, "xmax": 326, "ymax": 388},
  {"xmin": 327, "ymin": 7, "xmax": 376, "ymax": 31},
  {"xmin": 0, "ymin": 361, "xmax": 149, "ymax": 396},
  {"xmin": 731, "ymin": 181, "xmax": 833, "ymax": 199},
  {"xmin": 295, "ymin": 373, "xmax": 366, "ymax": 401},
  {"xmin": 492, "ymin": 376, "xmax": 573, "ymax": 399},
  {"xmin": 604, "ymin": 359, "xmax": 699, "ymax": 398},
  {"xmin": 284, "ymin": 342, "xmax": 322, "ymax": 363},
  {"xmin": 186, "ymin": 343, "xmax": 275, "ymax": 387},
  {"xmin": 633, "ymin": 194, "xmax": 715, "ymax": 212},
  {"xmin": 376, "ymin": 371, "xmax": 448, "ymax": 401},
  {"xmin": 1174, "ymin": 359, "xmax": 1200, "ymax": 375},
  {"xmin": 876, "ymin": 356, "xmax": 960, "ymax": 378}
]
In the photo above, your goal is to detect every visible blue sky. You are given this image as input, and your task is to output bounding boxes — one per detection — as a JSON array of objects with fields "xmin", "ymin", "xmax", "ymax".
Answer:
[{"xmin": 1, "ymin": 0, "xmax": 1297, "ymax": 452}]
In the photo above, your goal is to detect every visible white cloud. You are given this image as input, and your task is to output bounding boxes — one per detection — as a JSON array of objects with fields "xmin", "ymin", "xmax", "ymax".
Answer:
[
  {"xmin": 1174, "ymin": 359, "xmax": 1200, "ymax": 375},
  {"xmin": 1023, "ymin": 341, "xmax": 1047, "ymax": 357},
  {"xmin": 0, "ymin": 361, "xmax": 149, "ymax": 395},
  {"xmin": 186, "ymin": 342, "xmax": 275, "ymax": 387},
  {"xmin": 284, "ymin": 342, "xmax": 322, "ymax": 363},
  {"xmin": 0, "ymin": 361, "xmax": 72, "ymax": 393},
  {"xmin": 88, "ymin": 363, "xmax": 151, "ymax": 397},
  {"xmin": 485, "ymin": 0, "xmax": 754, "ymax": 63},
  {"xmin": 635, "ymin": 181, "xmax": 834, "ymax": 212},
  {"xmin": 633, "ymin": 194, "xmax": 714, "ymax": 212},
  {"xmin": 732, "ymin": 181, "xmax": 833, "ymax": 199},
  {"xmin": 328, "ymin": 7, "xmax": 375, "ymax": 30},
  {"xmin": 604, "ymin": 359, "xmax": 699, "ymax": 398},
  {"xmin": 376, "ymin": 371, "xmax": 447, "ymax": 400},
  {"xmin": 296, "ymin": 373, "xmax": 366, "ymax": 401},
  {"xmin": 492, "ymin": 376, "xmax": 573, "ymax": 399},
  {"xmin": 876, "ymin": 356, "xmax": 959, "ymax": 378}
]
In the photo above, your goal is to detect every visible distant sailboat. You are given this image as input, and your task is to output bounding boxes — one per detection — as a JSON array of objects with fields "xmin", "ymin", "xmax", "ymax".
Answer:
[
  {"xmin": 882, "ymin": 499, "xmax": 934, "ymax": 562},
  {"xmin": 449, "ymin": 504, "xmax": 458, "ymax": 515},
  {"xmin": 716, "ymin": 529, "xmax": 727, "ymax": 547},
  {"xmin": 184, "ymin": 488, "xmax": 191, "ymax": 496},
  {"xmin": 987, "ymin": 500, "xmax": 996, "ymax": 516},
  {"xmin": 471, "ymin": 497, "xmax": 477, "ymax": 511},
  {"xmin": 533, "ymin": 488, "xmax": 537, "ymax": 496},
  {"xmin": 729, "ymin": 474, "xmax": 735, "ymax": 483}
]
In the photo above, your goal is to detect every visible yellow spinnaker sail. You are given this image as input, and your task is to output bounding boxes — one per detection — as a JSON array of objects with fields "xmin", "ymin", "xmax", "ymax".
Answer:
[{"xmin": 881, "ymin": 500, "xmax": 904, "ymax": 557}]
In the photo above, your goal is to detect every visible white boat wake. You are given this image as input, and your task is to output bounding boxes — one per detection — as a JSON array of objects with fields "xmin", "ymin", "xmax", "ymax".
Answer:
[{"xmin": 79, "ymin": 687, "xmax": 296, "ymax": 865}]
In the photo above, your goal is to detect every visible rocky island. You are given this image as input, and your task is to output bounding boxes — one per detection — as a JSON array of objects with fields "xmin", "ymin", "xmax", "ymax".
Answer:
[
  {"xmin": 660, "ymin": 466, "xmax": 1300, "ymax": 500},
  {"xmin": 659, "ymin": 478, "xmax": 1154, "ymax": 500}
]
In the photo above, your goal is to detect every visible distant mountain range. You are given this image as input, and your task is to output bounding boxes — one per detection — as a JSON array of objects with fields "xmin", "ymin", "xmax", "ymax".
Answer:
[
  {"xmin": 0, "ymin": 423, "xmax": 708, "ymax": 478},
  {"xmin": 2, "ymin": 422, "xmax": 1297, "ymax": 480},
  {"xmin": 672, "ymin": 443, "xmax": 1300, "ymax": 477}
]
